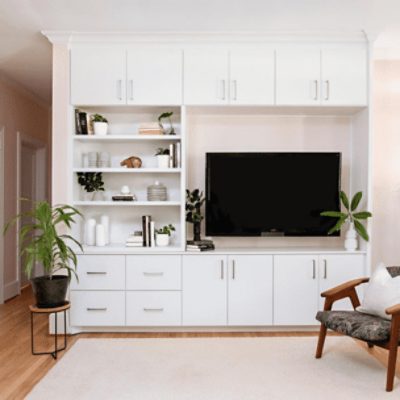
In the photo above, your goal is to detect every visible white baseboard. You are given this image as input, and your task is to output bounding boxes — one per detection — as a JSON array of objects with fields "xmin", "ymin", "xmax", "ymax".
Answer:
[{"xmin": 4, "ymin": 280, "xmax": 20, "ymax": 300}]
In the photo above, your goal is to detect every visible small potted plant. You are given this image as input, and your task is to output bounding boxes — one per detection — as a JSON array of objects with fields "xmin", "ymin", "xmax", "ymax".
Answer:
[
  {"xmin": 321, "ymin": 191, "xmax": 372, "ymax": 251},
  {"xmin": 77, "ymin": 172, "xmax": 105, "ymax": 201},
  {"xmin": 158, "ymin": 111, "xmax": 175, "ymax": 135},
  {"xmin": 186, "ymin": 189, "xmax": 205, "ymax": 242},
  {"xmin": 4, "ymin": 200, "xmax": 83, "ymax": 308},
  {"xmin": 91, "ymin": 113, "xmax": 108, "ymax": 136},
  {"xmin": 155, "ymin": 224, "xmax": 175, "ymax": 247},
  {"xmin": 155, "ymin": 148, "xmax": 170, "ymax": 169}
]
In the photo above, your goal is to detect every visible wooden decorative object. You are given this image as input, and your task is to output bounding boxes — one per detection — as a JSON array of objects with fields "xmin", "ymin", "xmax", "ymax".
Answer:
[{"xmin": 120, "ymin": 156, "xmax": 142, "ymax": 168}]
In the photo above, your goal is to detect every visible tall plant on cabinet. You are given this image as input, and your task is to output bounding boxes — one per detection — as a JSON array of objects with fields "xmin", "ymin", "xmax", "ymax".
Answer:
[{"xmin": 186, "ymin": 189, "xmax": 205, "ymax": 242}]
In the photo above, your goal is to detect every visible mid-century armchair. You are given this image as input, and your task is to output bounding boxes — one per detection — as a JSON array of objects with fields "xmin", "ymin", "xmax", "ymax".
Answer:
[{"xmin": 315, "ymin": 266, "xmax": 400, "ymax": 392}]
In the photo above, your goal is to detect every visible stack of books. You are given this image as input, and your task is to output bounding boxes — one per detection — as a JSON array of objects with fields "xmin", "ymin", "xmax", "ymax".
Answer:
[
  {"xmin": 186, "ymin": 240, "xmax": 215, "ymax": 252},
  {"xmin": 126, "ymin": 232, "xmax": 143, "ymax": 247},
  {"xmin": 138, "ymin": 123, "xmax": 163, "ymax": 135},
  {"xmin": 75, "ymin": 109, "xmax": 93, "ymax": 135}
]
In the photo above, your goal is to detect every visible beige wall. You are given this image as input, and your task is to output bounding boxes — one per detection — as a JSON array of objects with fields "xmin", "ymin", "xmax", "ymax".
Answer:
[
  {"xmin": 0, "ymin": 74, "xmax": 51, "ymax": 299},
  {"xmin": 371, "ymin": 60, "xmax": 400, "ymax": 269}
]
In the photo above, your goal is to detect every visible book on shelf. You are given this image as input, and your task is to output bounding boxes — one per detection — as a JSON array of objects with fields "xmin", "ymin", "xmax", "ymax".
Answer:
[
  {"xmin": 168, "ymin": 143, "xmax": 181, "ymax": 168},
  {"xmin": 126, "ymin": 231, "xmax": 143, "ymax": 247},
  {"xmin": 186, "ymin": 242, "xmax": 215, "ymax": 252},
  {"xmin": 138, "ymin": 123, "xmax": 163, "ymax": 135},
  {"xmin": 126, "ymin": 243, "xmax": 143, "ymax": 247},
  {"xmin": 187, "ymin": 240, "xmax": 214, "ymax": 246}
]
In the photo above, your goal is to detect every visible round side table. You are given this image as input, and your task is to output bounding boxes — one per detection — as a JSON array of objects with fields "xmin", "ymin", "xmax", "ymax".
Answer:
[{"xmin": 29, "ymin": 302, "xmax": 70, "ymax": 359}]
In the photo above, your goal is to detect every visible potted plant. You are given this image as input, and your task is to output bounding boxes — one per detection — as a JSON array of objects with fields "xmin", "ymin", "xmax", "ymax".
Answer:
[
  {"xmin": 91, "ymin": 113, "xmax": 108, "ymax": 136},
  {"xmin": 321, "ymin": 191, "xmax": 372, "ymax": 251},
  {"xmin": 77, "ymin": 172, "xmax": 105, "ymax": 201},
  {"xmin": 186, "ymin": 189, "xmax": 205, "ymax": 242},
  {"xmin": 4, "ymin": 201, "xmax": 83, "ymax": 308},
  {"xmin": 158, "ymin": 111, "xmax": 175, "ymax": 135},
  {"xmin": 155, "ymin": 224, "xmax": 175, "ymax": 247},
  {"xmin": 155, "ymin": 148, "xmax": 170, "ymax": 169}
]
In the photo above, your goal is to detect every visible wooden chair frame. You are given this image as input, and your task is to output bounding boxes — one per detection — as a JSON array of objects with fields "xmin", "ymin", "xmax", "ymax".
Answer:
[{"xmin": 315, "ymin": 277, "xmax": 400, "ymax": 392}]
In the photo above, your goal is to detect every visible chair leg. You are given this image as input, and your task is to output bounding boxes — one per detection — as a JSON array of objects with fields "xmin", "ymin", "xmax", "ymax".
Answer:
[
  {"xmin": 367, "ymin": 343, "xmax": 374, "ymax": 349},
  {"xmin": 316, "ymin": 324, "xmax": 327, "ymax": 359},
  {"xmin": 386, "ymin": 346, "xmax": 398, "ymax": 392}
]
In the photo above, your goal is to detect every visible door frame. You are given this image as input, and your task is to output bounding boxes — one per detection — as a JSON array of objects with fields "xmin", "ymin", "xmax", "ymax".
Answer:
[
  {"xmin": 16, "ymin": 132, "xmax": 47, "ymax": 292},
  {"xmin": 0, "ymin": 127, "xmax": 4, "ymax": 303}
]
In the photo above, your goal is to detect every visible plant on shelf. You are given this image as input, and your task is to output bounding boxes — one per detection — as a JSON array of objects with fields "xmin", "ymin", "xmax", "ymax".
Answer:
[
  {"xmin": 77, "ymin": 172, "xmax": 105, "ymax": 201},
  {"xmin": 91, "ymin": 113, "xmax": 108, "ymax": 136},
  {"xmin": 155, "ymin": 224, "xmax": 175, "ymax": 247},
  {"xmin": 158, "ymin": 111, "xmax": 175, "ymax": 135},
  {"xmin": 155, "ymin": 147, "xmax": 170, "ymax": 169},
  {"xmin": 186, "ymin": 189, "xmax": 205, "ymax": 242},
  {"xmin": 321, "ymin": 190, "xmax": 372, "ymax": 251},
  {"xmin": 4, "ymin": 200, "xmax": 83, "ymax": 308}
]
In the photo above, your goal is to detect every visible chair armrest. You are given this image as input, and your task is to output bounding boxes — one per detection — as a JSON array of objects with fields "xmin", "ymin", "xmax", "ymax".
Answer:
[
  {"xmin": 386, "ymin": 304, "xmax": 400, "ymax": 316},
  {"xmin": 321, "ymin": 277, "xmax": 369, "ymax": 298}
]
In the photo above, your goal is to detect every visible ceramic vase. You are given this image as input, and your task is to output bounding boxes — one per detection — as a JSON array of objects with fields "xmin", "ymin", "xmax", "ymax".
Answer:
[
  {"xmin": 156, "ymin": 233, "xmax": 170, "ymax": 247},
  {"xmin": 93, "ymin": 122, "xmax": 108, "ymax": 136},
  {"xmin": 344, "ymin": 222, "xmax": 358, "ymax": 251},
  {"xmin": 157, "ymin": 155, "xmax": 170, "ymax": 169}
]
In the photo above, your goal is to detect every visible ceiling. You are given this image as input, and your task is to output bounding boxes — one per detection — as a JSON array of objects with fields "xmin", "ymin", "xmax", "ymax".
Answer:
[{"xmin": 1, "ymin": 0, "xmax": 400, "ymax": 104}]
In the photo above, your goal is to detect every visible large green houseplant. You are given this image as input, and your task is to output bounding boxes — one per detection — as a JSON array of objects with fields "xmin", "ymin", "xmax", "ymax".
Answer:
[{"xmin": 4, "ymin": 200, "xmax": 83, "ymax": 308}]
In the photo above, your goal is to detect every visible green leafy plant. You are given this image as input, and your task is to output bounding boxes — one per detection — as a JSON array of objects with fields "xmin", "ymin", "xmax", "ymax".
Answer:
[
  {"xmin": 156, "ymin": 224, "xmax": 176, "ymax": 236},
  {"xmin": 4, "ymin": 200, "xmax": 83, "ymax": 280},
  {"xmin": 321, "ymin": 191, "xmax": 372, "ymax": 241},
  {"xmin": 91, "ymin": 113, "xmax": 108, "ymax": 123},
  {"xmin": 155, "ymin": 147, "xmax": 170, "ymax": 156},
  {"xmin": 158, "ymin": 111, "xmax": 175, "ymax": 135},
  {"xmin": 77, "ymin": 172, "xmax": 105, "ymax": 193},
  {"xmin": 186, "ymin": 189, "xmax": 205, "ymax": 224}
]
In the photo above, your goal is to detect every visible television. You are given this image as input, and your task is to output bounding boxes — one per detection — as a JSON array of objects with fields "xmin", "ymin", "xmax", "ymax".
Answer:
[{"xmin": 205, "ymin": 152, "xmax": 341, "ymax": 237}]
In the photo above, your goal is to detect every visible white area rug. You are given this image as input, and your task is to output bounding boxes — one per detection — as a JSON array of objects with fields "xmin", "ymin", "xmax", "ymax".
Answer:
[{"xmin": 27, "ymin": 337, "xmax": 397, "ymax": 399}]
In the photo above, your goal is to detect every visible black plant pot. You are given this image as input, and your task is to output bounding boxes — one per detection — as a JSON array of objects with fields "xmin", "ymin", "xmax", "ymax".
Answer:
[
  {"xmin": 193, "ymin": 222, "xmax": 201, "ymax": 242},
  {"xmin": 31, "ymin": 275, "xmax": 70, "ymax": 308}
]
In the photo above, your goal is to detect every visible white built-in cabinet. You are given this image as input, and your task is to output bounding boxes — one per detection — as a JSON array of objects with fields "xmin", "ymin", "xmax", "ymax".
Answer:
[
  {"xmin": 70, "ymin": 47, "xmax": 182, "ymax": 105},
  {"xmin": 276, "ymin": 45, "xmax": 367, "ymax": 106},
  {"xmin": 183, "ymin": 48, "xmax": 275, "ymax": 105}
]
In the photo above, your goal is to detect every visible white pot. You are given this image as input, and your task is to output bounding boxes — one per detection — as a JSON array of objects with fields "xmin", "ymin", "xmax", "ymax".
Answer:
[
  {"xmin": 156, "ymin": 233, "xmax": 170, "ymax": 247},
  {"xmin": 344, "ymin": 222, "xmax": 358, "ymax": 251},
  {"xmin": 157, "ymin": 154, "xmax": 170, "ymax": 169},
  {"xmin": 94, "ymin": 122, "xmax": 108, "ymax": 136}
]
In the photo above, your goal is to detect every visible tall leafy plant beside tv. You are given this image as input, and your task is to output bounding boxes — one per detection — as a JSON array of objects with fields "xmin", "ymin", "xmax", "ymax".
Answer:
[{"xmin": 186, "ymin": 189, "xmax": 205, "ymax": 242}]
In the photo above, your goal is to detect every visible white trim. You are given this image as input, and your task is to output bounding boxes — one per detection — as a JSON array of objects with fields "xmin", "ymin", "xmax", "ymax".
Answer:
[{"xmin": 0, "ymin": 127, "xmax": 4, "ymax": 303}]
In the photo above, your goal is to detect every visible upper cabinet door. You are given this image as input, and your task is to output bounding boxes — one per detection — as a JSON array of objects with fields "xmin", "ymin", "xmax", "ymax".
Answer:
[
  {"xmin": 71, "ymin": 47, "xmax": 126, "ymax": 105},
  {"xmin": 127, "ymin": 48, "xmax": 182, "ymax": 105},
  {"xmin": 184, "ymin": 48, "xmax": 229, "ymax": 105},
  {"xmin": 321, "ymin": 46, "xmax": 367, "ymax": 106},
  {"xmin": 276, "ymin": 47, "xmax": 321, "ymax": 105},
  {"xmin": 230, "ymin": 49, "xmax": 275, "ymax": 105}
]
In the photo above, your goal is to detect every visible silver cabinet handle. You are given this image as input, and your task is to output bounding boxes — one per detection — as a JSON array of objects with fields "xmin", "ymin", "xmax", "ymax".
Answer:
[
  {"xmin": 313, "ymin": 80, "xmax": 318, "ymax": 100},
  {"xmin": 87, "ymin": 307, "xmax": 107, "ymax": 311},
  {"xmin": 232, "ymin": 259, "xmax": 236, "ymax": 280},
  {"xmin": 323, "ymin": 259, "xmax": 328, "ymax": 279},
  {"xmin": 86, "ymin": 271, "xmax": 107, "ymax": 275},
  {"xmin": 220, "ymin": 259, "xmax": 224, "ymax": 280},
  {"xmin": 129, "ymin": 79, "xmax": 134, "ymax": 100},
  {"xmin": 143, "ymin": 308, "xmax": 164, "ymax": 312},
  {"xmin": 231, "ymin": 80, "xmax": 237, "ymax": 101},
  {"xmin": 324, "ymin": 80, "xmax": 330, "ymax": 101},
  {"xmin": 143, "ymin": 272, "xmax": 164, "ymax": 277},
  {"xmin": 117, "ymin": 79, "xmax": 122, "ymax": 100},
  {"xmin": 312, "ymin": 259, "xmax": 316, "ymax": 279},
  {"xmin": 219, "ymin": 79, "xmax": 226, "ymax": 100}
]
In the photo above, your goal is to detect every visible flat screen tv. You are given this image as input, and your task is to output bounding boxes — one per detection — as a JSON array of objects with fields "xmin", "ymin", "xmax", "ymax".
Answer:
[{"xmin": 206, "ymin": 152, "xmax": 341, "ymax": 237}]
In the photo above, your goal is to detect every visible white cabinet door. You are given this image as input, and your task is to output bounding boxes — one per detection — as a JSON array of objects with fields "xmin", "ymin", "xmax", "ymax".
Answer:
[
  {"xmin": 274, "ymin": 255, "xmax": 319, "ymax": 325},
  {"xmin": 70, "ymin": 46, "xmax": 126, "ymax": 105},
  {"xmin": 276, "ymin": 46, "xmax": 321, "ymax": 105},
  {"xmin": 182, "ymin": 255, "xmax": 227, "ymax": 325},
  {"xmin": 321, "ymin": 46, "xmax": 367, "ymax": 106},
  {"xmin": 184, "ymin": 49, "xmax": 229, "ymax": 105},
  {"xmin": 127, "ymin": 48, "xmax": 182, "ymax": 105},
  {"xmin": 228, "ymin": 255, "xmax": 273, "ymax": 325},
  {"xmin": 230, "ymin": 49, "xmax": 275, "ymax": 105},
  {"xmin": 318, "ymin": 254, "xmax": 366, "ymax": 310}
]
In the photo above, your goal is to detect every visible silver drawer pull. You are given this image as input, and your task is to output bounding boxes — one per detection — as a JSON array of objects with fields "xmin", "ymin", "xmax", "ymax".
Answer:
[
  {"xmin": 143, "ymin": 272, "xmax": 164, "ymax": 277},
  {"xmin": 86, "ymin": 271, "xmax": 107, "ymax": 275},
  {"xmin": 143, "ymin": 308, "xmax": 164, "ymax": 312},
  {"xmin": 87, "ymin": 307, "xmax": 107, "ymax": 311}
]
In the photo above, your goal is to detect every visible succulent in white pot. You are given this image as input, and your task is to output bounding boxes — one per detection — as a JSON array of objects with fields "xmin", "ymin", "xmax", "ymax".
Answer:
[
  {"xmin": 155, "ymin": 148, "xmax": 170, "ymax": 169},
  {"xmin": 155, "ymin": 224, "xmax": 175, "ymax": 247},
  {"xmin": 91, "ymin": 113, "xmax": 108, "ymax": 136}
]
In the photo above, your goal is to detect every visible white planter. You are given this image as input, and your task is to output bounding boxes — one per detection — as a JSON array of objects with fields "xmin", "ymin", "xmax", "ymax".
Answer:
[
  {"xmin": 157, "ymin": 155, "xmax": 170, "ymax": 169},
  {"xmin": 156, "ymin": 233, "xmax": 170, "ymax": 247},
  {"xmin": 344, "ymin": 222, "xmax": 358, "ymax": 251},
  {"xmin": 93, "ymin": 122, "xmax": 108, "ymax": 136}
]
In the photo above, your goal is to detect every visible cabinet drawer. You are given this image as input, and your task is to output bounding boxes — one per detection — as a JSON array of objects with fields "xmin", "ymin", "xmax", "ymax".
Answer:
[
  {"xmin": 70, "ymin": 291, "xmax": 125, "ymax": 326},
  {"xmin": 126, "ymin": 255, "xmax": 181, "ymax": 290},
  {"xmin": 126, "ymin": 291, "xmax": 181, "ymax": 326},
  {"xmin": 71, "ymin": 255, "xmax": 125, "ymax": 290}
]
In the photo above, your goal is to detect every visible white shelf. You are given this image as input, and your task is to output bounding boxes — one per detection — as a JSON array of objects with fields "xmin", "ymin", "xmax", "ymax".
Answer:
[
  {"xmin": 73, "ymin": 135, "xmax": 181, "ymax": 141},
  {"xmin": 73, "ymin": 168, "xmax": 181, "ymax": 173},
  {"xmin": 79, "ymin": 244, "xmax": 184, "ymax": 254},
  {"xmin": 73, "ymin": 201, "xmax": 181, "ymax": 207}
]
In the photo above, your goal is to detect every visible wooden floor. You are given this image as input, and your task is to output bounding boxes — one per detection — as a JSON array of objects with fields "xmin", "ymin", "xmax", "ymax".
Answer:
[{"xmin": 0, "ymin": 287, "xmax": 398, "ymax": 400}]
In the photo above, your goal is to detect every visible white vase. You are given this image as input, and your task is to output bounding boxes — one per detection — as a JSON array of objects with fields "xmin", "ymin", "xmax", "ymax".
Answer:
[
  {"xmin": 85, "ymin": 218, "xmax": 96, "ymax": 246},
  {"xmin": 156, "ymin": 233, "xmax": 170, "ymax": 247},
  {"xmin": 157, "ymin": 155, "xmax": 170, "ymax": 169},
  {"xmin": 95, "ymin": 224, "xmax": 106, "ymax": 247},
  {"xmin": 94, "ymin": 122, "xmax": 108, "ymax": 136},
  {"xmin": 344, "ymin": 222, "xmax": 358, "ymax": 251}
]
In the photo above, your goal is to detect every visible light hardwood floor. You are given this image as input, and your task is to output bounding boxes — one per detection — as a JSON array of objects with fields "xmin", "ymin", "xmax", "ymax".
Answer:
[{"xmin": 0, "ymin": 286, "xmax": 398, "ymax": 399}]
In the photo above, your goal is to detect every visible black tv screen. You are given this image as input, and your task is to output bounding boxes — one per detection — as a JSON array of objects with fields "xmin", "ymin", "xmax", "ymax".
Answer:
[{"xmin": 206, "ymin": 152, "xmax": 341, "ymax": 237}]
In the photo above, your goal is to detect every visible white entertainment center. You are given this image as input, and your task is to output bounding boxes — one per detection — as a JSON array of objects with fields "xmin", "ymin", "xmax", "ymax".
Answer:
[{"xmin": 44, "ymin": 31, "xmax": 372, "ymax": 332}]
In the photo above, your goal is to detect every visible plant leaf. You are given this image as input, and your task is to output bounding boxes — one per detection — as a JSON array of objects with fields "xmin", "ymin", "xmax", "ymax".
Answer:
[
  {"xmin": 353, "ymin": 211, "xmax": 372, "ymax": 220},
  {"xmin": 320, "ymin": 211, "xmax": 347, "ymax": 218},
  {"xmin": 354, "ymin": 220, "xmax": 369, "ymax": 241},
  {"xmin": 350, "ymin": 191, "xmax": 363, "ymax": 211},
  {"xmin": 340, "ymin": 191, "xmax": 349, "ymax": 210},
  {"xmin": 327, "ymin": 217, "xmax": 346, "ymax": 234}
]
